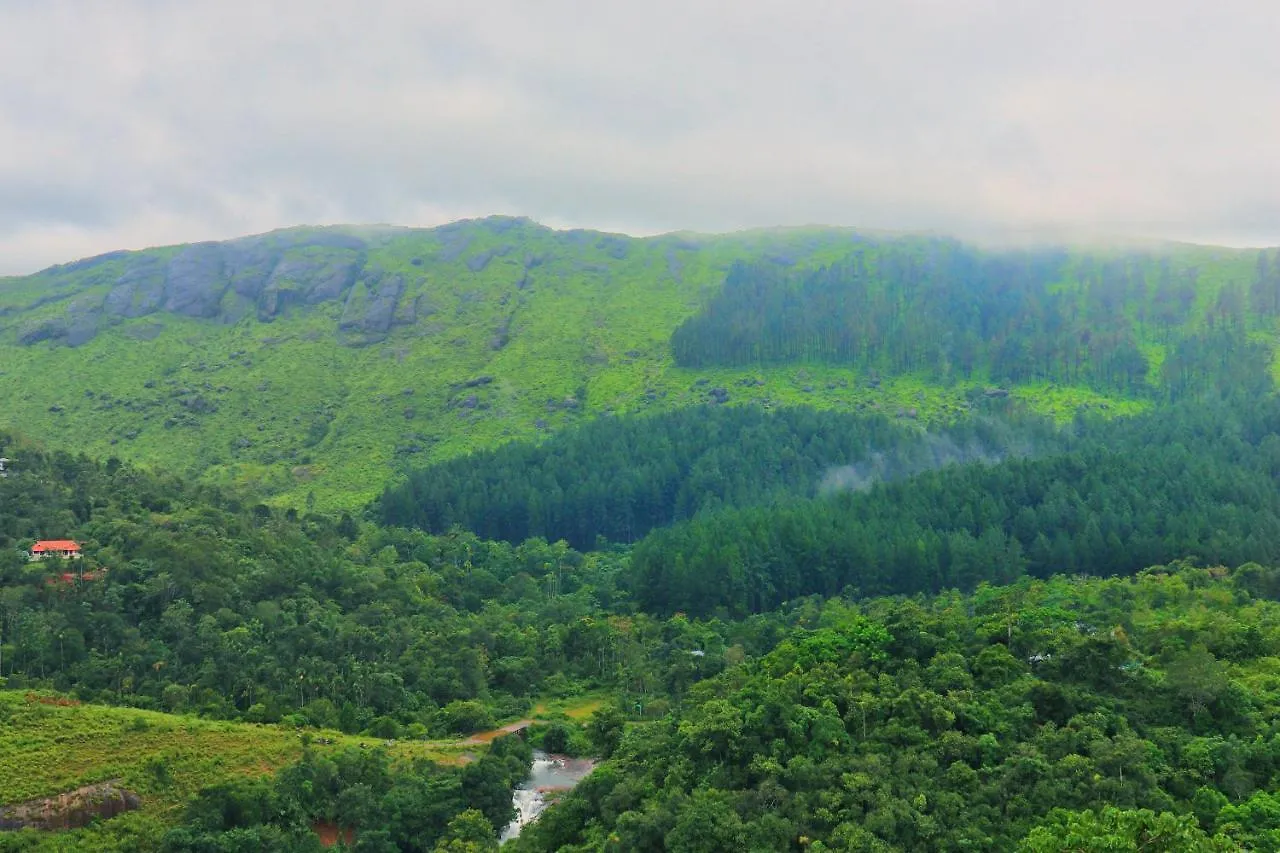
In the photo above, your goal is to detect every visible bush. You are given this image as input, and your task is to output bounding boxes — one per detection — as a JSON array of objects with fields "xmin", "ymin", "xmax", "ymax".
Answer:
[
  {"xmin": 540, "ymin": 723, "xmax": 572, "ymax": 754},
  {"xmin": 440, "ymin": 700, "xmax": 495, "ymax": 735},
  {"xmin": 368, "ymin": 716, "xmax": 402, "ymax": 739}
]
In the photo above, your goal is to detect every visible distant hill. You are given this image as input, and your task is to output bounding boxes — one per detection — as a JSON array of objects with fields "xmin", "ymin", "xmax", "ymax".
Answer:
[{"xmin": 0, "ymin": 217, "xmax": 1272, "ymax": 508}]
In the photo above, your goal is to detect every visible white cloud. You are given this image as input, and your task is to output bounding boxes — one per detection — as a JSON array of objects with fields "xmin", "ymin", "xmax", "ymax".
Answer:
[{"xmin": 2, "ymin": 0, "xmax": 1279, "ymax": 273}]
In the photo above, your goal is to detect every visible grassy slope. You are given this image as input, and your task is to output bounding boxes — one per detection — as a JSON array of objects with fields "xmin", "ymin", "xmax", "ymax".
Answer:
[
  {"xmin": 0, "ymin": 690, "xmax": 471, "ymax": 849},
  {"xmin": 0, "ymin": 222, "xmax": 1263, "ymax": 510}
]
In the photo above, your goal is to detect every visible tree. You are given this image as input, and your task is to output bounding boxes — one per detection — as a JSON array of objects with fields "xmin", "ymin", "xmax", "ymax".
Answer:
[
  {"xmin": 433, "ymin": 808, "xmax": 499, "ymax": 852},
  {"xmin": 1166, "ymin": 645, "xmax": 1230, "ymax": 719},
  {"xmin": 587, "ymin": 706, "xmax": 626, "ymax": 759},
  {"xmin": 1017, "ymin": 807, "xmax": 1233, "ymax": 852}
]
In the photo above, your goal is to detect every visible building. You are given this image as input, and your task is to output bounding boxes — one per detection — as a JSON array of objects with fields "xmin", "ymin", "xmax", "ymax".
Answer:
[{"xmin": 30, "ymin": 540, "xmax": 83, "ymax": 560}]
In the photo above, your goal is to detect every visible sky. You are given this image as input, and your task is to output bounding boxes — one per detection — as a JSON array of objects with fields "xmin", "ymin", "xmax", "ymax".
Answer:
[{"xmin": 3, "ymin": 0, "xmax": 1279, "ymax": 274}]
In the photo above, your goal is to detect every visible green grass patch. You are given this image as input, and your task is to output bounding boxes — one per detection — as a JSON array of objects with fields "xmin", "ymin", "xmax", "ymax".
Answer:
[{"xmin": 0, "ymin": 690, "xmax": 471, "ymax": 847}]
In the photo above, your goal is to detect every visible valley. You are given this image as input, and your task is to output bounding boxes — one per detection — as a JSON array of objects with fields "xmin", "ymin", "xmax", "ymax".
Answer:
[{"xmin": 4, "ymin": 222, "xmax": 1280, "ymax": 850}]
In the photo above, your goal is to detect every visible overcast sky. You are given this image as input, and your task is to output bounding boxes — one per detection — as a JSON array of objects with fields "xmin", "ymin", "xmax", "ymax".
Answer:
[{"xmin": 2, "ymin": 1, "xmax": 1279, "ymax": 274}]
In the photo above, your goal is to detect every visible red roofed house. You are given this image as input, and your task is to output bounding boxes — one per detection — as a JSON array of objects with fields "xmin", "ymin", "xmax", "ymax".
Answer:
[{"xmin": 30, "ymin": 540, "xmax": 83, "ymax": 561}]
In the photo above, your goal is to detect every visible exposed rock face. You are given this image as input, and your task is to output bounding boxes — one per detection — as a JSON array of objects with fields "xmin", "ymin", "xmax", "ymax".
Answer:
[
  {"xmin": 222, "ymin": 239, "xmax": 280, "ymax": 299},
  {"xmin": 64, "ymin": 315, "xmax": 100, "ymax": 347},
  {"xmin": 15, "ymin": 231, "xmax": 382, "ymax": 346},
  {"xmin": 18, "ymin": 319, "xmax": 66, "ymax": 345},
  {"xmin": 466, "ymin": 249, "xmax": 496, "ymax": 272},
  {"xmin": 106, "ymin": 256, "xmax": 167, "ymax": 318},
  {"xmin": 164, "ymin": 242, "xmax": 228, "ymax": 317},
  {"xmin": 7, "ymin": 223, "xmax": 579, "ymax": 348},
  {"xmin": 260, "ymin": 253, "xmax": 363, "ymax": 320},
  {"xmin": 0, "ymin": 781, "xmax": 141, "ymax": 831},
  {"xmin": 339, "ymin": 269, "xmax": 405, "ymax": 337}
]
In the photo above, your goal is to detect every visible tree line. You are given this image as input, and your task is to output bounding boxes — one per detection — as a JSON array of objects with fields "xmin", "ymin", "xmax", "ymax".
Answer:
[
  {"xmin": 628, "ymin": 396, "xmax": 1280, "ymax": 617},
  {"xmin": 161, "ymin": 736, "xmax": 531, "ymax": 852},
  {"xmin": 672, "ymin": 240, "xmax": 1280, "ymax": 400},
  {"xmin": 0, "ymin": 433, "xmax": 769, "ymax": 734},
  {"xmin": 376, "ymin": 405, "xmax": 1054, "ymax": 549},
  {"xmin": 511, "ymin": 564, "xmax": 1280, "ymax": 851}
]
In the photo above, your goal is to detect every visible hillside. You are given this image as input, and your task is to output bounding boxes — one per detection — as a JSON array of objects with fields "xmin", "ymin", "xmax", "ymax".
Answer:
[
  {"xmin": 0, "ymin": 690, "xmax": 470, "ymax": 850},
  {"xmin": 0, "ymin": 219, "xmax": 1269, "ymax": 509},
  {"xmin": 511, "ymin": 563, "xmax": 1280, "ymax": 852}
]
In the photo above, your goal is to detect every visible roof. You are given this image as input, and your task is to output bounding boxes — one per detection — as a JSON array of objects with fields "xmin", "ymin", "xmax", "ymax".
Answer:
[{"xmin": 32, "ymin": 540, "xmax": 81, "ymax": 551}]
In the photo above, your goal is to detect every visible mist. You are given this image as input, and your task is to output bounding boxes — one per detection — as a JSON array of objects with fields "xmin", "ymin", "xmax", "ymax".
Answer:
[{"xmin": 818, "ymin": 422, "xmax": 1042, "ymax": 496}]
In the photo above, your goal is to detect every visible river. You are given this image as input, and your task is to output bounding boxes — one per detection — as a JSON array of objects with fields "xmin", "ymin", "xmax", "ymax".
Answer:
[{"xmin": 499, "ymin": 750, "xmax": 595, "ymax": 843}]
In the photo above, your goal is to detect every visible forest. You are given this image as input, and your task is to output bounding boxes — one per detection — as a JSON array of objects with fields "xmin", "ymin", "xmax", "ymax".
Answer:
[
  {"xmin": 14, "ymin": 390, "xmax": 1280, "ymax": 849},
  {"xmin": 510, "ymin": 564, "xmax": 1280, "ymax": 851},
  {"xmin": 672, "ymin": 240, "xmax": 1280, "ymax": 400},
  {"xmin": 376, "ymin": 405, "xmax": 1054, "ymax": 549},
  {"xmin": 0, "ymin": 432, "xmax": 761, "ymax": 737},
  {"xmin": 628, "ymin": 396, "xmax": 1280, "ymax": 617},
  {"xmin": 10, "ymin": 238, "xmax": 1280, "ymax": 850},
  {"xmin": 159, "ymin": 735, "xmax": 533, "ymax": 852}
]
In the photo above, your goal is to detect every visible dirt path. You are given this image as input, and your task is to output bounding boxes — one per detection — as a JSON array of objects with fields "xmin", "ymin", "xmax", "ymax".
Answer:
[{"xmin": 460, "ymin": 718, "xmax": 545, "ymax": 745}]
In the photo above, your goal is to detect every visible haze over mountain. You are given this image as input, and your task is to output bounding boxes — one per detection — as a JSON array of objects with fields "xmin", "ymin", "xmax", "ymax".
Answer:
[
  {"xmin": 2, "ymin": 218, "xmax": 1274, "ymax": 509},
  {"xmin": 9, "ymin": 4, "xmax": 1280, "ymax": 851},
  {"xmin": 4, "ymin": 1, "xmax": 1280, "ymax": 275}
]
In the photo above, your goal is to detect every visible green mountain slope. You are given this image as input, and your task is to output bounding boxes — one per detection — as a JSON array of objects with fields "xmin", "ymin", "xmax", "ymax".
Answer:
[{"xmin": 0, "ymin": 218, "xmax": 1269, "ymax": 509}]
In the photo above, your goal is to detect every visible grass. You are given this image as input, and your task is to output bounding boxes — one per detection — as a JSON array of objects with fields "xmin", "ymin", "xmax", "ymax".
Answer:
[
  {"xmin": 529, "ymin": 693, "xmax": 610, "ymax": 723},
  {"xmin": 0, "ymin": 690, "xmax": 471, "ymax": 849},
  {"xmin": 0, "ymin": 221, "xmax": 1261, "ymax": 512}
]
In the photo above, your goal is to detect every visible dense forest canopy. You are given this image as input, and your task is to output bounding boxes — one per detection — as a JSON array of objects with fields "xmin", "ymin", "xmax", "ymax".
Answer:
[
  {"xmin": 672, "ymin": 240, "xmax": 1280, "ymax": 400},
  {"xmin": 510, "ymin": 564, "xmax": 1280, "ymax": 852},
  {"xmin": 627, "ymin": 396, "xmax": 1280, "ymax": 617},
  {"xmin": 377, "ymin": 405, "xmax": 1055, "ymax": 549},
  {"xmin": 0, "ymin": 432, "xmax": 768, "ymax": 735},
  {"xmin": 160, "ymin": 736, "xmax": 532, "ymax": 852}
]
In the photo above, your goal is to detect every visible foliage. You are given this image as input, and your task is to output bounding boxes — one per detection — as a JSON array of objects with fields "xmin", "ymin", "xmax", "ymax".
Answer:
[
  {"xmin": 0, "ymin": 432, "xmax": 762, "ymax": 730},
  {"xmin": 0, "ymin": 223, "xmax": 1265, "ymax": 510},
  {"xmin": 510, "ymin": 565, "xmax": 1280, "ymax": 851},
  {"xmin": 1017, "ymin": 807, "xmax": 1233, "ymax": 852},
  {"xmin": 629, "ymin": 395, "xmax": 1280, "ymax": 616},
  {"xmin": 378, "ymin": 403, "xmax": 1054, "ymax": 548},
  {"xmin": 160, "ymin": 736, "xmax": 530, "ymax": 852},
  {"xmin": 0, "ymin": 690, "xmax": 465, "ymax": 852},
  {"xmin": 673, "ymin": 240, "xmax": 1277, "ymax": 402}
]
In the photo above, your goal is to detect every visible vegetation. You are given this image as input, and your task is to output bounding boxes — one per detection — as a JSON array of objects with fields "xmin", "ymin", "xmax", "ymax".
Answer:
[
  {"xmin": 510, "ymin": 563, "xmax": 1280, "ymax": 852},
  {"xmin": 0, "ymin": 430, "xmax": 778, "ymax": 735},
  {"xmin": 377, "ymin": 404, "xmax": 1054, "ymax": 548},
  {"xmin": 159, "ymin": 735, "xmax": 531, "ymax": 853},
  {"xmin": 0, "ymin": 222, "xmax": 1268, "ymax": 510},
  {"xmin": 0, "ymin": 690, "xmax": 468, "ymax": 851},
  {"xmin": 0, "ymin": 221, "xmax": 911, "ymax": 511},
  {"xmin": 12, "ymin": 223, "xmax": 1280, "ymax": 850},
  {"xmin": 628, "ymin": 396, "xmax": 1280, "ymax": 617},
  {"xmin": 673, "ymin": 240, "xmax": 1278, "ymax": 402}
]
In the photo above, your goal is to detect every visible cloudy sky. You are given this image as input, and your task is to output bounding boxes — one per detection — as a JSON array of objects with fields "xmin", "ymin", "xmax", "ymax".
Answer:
[{"xmin": 2, "ymin": 1, "xmax": 1279, "ymax": 274}]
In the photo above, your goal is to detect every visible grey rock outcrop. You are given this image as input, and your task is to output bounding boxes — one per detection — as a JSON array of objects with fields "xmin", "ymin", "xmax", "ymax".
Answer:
[
  {"xmin": 340, "ymin": 269, "xmax": 405, "ymax": 334},
  {"xmin": 163, "ymin": 242, "xmax": 227, "ymax": 317},
  {"xmin": 106, "ymin": 256, "xmax": 166, "ymax": 318}
]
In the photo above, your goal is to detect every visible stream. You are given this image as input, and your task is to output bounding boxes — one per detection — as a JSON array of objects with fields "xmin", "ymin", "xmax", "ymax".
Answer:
[{"xmin": 499, "ymin": 750, "xmax": 595, "ymax": 843}]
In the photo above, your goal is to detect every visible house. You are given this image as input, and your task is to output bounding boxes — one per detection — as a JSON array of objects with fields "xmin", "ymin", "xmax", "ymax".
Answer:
[{"xmin": 30, "ymin": 540, "xmax": 83, "ymax": 560}]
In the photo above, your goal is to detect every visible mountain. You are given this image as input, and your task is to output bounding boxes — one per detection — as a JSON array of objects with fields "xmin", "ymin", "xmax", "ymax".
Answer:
[{"xmin": 0, "ymin": 218, "xmax": 1272, "ymax": 509}]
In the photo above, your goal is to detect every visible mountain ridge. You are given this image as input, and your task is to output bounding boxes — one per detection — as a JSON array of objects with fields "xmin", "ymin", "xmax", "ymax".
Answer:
[{"xmin": 0, "ymin": 218, "xmax": 1270, "ymax": 510}]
